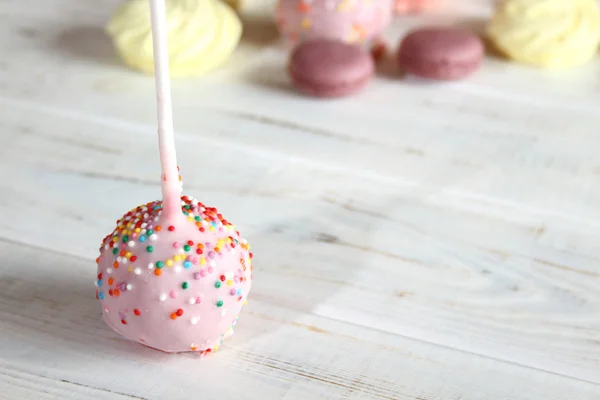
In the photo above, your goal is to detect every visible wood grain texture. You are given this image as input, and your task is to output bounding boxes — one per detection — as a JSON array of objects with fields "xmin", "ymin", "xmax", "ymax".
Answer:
[
  {"xmin": 2, "ymin": 239, "xmax": 600, "ymax": 400},
  {"xmin": 0, "ymin": 0, "xmax": 599, "ymax": 399}
]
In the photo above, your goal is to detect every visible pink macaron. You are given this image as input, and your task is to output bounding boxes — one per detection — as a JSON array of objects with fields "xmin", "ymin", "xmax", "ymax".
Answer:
[
  {"xmin": 288, "ymin": 38, "xmax": 375, "ymax": 98},
  {"xmin": 275, "ymin": 0, "xmax": 393, "ymax": 45},
  {"xmin": 397, "ymin": 27, "xmax": 484, "ymax": 80}
]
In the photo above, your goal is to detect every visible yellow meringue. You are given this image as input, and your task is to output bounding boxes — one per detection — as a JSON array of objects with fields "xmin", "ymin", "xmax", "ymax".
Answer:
[
  {"xmin": 487, "ymin": 0, "xmax": 600, "ymax": 69},
  {"xmin": 106, "ymin": 0, "xmax": 242, "ymax": 77}
]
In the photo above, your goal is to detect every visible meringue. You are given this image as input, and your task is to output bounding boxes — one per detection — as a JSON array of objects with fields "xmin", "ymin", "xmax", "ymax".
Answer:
[
  {"xmin": 487, "ymin": 0, "xmax": 600, "ymax": 69},
  {"xmin": 106, "ymin": 0, "xmax": 242, "ymax": 77}
]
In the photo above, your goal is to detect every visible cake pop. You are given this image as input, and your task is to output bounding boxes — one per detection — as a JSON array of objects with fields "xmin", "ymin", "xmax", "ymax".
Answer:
[
  {"xmin": 393, "ymin": 0, "xmax": 433, "ymax": 15},
  {"xmin": 95, "ymin": 0, "xmax": 253, "ymax": 354},
  {"xmin": 275, "ymin": 0, "xmax": 393, "ymax": 46}
]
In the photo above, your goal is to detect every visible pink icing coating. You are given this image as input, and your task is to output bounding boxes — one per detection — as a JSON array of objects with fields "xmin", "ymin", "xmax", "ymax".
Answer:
[
  {"xmin": 394, "ymin": 0, "xmax": 434, "ymax": 14},
  {"xmin": 275, "ymin": 0, "xmax": 393, "ymax": 45},
  {"xmin": 95, "ymin": 197, "xmax": 253, "ymax": 354}
]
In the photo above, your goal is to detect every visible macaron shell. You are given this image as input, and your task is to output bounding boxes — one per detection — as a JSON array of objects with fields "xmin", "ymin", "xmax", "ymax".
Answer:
[
  {"xmin": 290, "ymin": 40, "xmax": 374, "ymax": 84},
  {"xmin": 398, "ymin": 27, "xmax": 484, "ymax": 80},
  {"xmin": 288, "ymin": 39, "xmax": 374, "ymax": 97},
  {"xmin": 290, "ymin": 68, "xmax": 372, "ymax": 97},
  {"xmin": 399, "ymin": 56, "xmax": 481, "ymax": 80}
]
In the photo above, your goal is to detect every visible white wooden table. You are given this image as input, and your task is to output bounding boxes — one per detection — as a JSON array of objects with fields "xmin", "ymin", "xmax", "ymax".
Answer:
[{"xmin": 1, "ymin": 0, "xmax": 600, "ymax": 399}]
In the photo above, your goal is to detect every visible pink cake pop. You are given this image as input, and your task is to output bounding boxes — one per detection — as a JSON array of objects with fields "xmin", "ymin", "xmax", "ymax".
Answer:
[
  {"xmin": 95, "ymin": 0, "xmax": 253, "ymax": 354},
  {"xmin": 275, "ymin": 0, "xmax": 394, "ymax": 46},
  {"xmin": 394, "ymin": 0, "xmax": 434, "ymax": 15}
]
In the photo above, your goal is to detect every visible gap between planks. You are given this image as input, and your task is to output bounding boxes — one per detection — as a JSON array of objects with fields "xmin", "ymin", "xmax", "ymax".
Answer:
[{"xmin": 0, "ymin": 365, "xmax": 146, "ymax": 399}]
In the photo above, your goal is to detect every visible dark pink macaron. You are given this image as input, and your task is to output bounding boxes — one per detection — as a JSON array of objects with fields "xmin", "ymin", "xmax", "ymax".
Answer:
[
  {"xmin": 288, "ymin": 39, "xmax": 375, "ymax": 98},
  {"xmin": 398, "ymin": 27, "xmax": 484, "ymax": 80}
]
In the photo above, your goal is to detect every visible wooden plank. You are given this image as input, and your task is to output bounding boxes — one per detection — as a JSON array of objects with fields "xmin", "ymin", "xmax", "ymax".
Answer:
[
  {"xmin": 0, "ymin": 104, "xmax": 599, "ymax": 386},
  {"xmin": 1, "ymin": 239, "xmax": 599, "ymax": 400},
  {"xmin": 0, "ymin": 366, "xmax": 140, "ymax": 400},
  {"xmin": 1, "ymin": 0, "xmax": 599, "ymax": 398},
  {"xmin": 1, "ymin": 2, "xmax": 599, "ymax": 226}
]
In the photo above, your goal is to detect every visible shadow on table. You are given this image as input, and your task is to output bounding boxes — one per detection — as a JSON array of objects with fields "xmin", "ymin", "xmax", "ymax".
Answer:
[
  {"xmin": 224, "ymin": 192, "xmax": 390, "ymax": 354},
  {"xmin": 53, "ymin": 26, "xmax": 118, "ymax": 67},
  {"xmin": 244, "ymin": 61, "xmax": 292, "ymax": 93},
  {"xmin": 0, "ymin": 260, "xmax": 170, "ymax": 361},
  {"xmin": 0, "ymin": 198, "xmax": 371, "ymax": 362},
  {"xmin": 239, "ymin": 13, "xmax": 279, "ymax": 48},
  {"xmin": 51, "ymin": 16, "xmax": 279, "ymax": 70}
]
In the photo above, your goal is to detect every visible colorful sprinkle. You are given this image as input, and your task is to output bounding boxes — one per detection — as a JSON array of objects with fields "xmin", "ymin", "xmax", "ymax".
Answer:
[{"xmin": 96, "ymin": 196, "xmax": 255, "ymax": 346}]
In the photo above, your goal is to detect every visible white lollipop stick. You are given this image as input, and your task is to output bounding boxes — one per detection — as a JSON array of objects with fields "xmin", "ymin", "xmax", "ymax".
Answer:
[{"xmin": 149, "ymin": 0, "xmax": 180, "ymax": 218}]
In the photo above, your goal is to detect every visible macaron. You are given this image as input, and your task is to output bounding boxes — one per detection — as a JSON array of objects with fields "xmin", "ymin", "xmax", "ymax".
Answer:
[
  {"xmin": 288, "ymin": 39, "xmax": 374, "ymax": 98},
  {"xmin": 397, "ymin": 27, "xmax": 484, "ymax": 80}
]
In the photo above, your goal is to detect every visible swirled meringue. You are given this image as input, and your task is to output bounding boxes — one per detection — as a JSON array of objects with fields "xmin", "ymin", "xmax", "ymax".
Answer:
[
  {"xmin": 106, "ymin": 0, "xmax": 242, "ymax": 77},
  {"xmin": 487, "ymin": 0, "xmax": 600, "ymax": 69}
]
